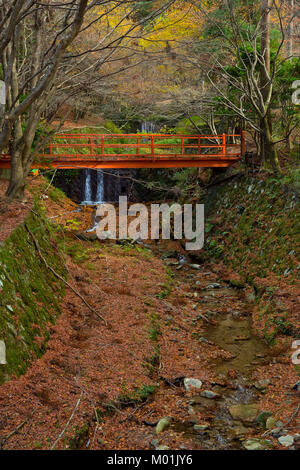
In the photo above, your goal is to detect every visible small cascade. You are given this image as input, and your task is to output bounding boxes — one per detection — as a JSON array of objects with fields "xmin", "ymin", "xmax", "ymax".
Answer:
[
  {"xmin": 95, "ymin": 170, "xmax": 104, "ymax": 203},
  {"xmin": 141, "ymin": 121, "xmax": 156, "ymax": 133},
  {"xmin": 81, "ymin": 169, "xmax": 105, "ymax": 205},
  {"xmin": 82, "ymin": 169, "xmax": 92, "ymax": 204}
]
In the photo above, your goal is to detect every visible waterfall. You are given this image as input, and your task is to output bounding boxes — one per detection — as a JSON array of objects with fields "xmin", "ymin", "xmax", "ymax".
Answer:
[
  {"xmin": 81, "ymin": 169, "xmax": 104, "ymax": 205},
  {"xmin": 95, "ymin": 170, "xmax": 104, "ymax": 203},
  {"xmin": 83, "ymin": 169, "xmax": 92, "ymax": 204},
  {"xmin": 141, "ymin": 121, "xmax": 156, "ymax": 133}
]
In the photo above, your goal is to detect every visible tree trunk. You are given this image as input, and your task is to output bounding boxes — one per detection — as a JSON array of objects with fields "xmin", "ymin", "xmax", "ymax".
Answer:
[
  {"xmin": 261, "ymin": 115, "xmax": 280, "ymax": 171},
  {"xmin": 5, "ymin": 150, "xmax": 26, "ymax": 199},
  {"xmin": 260, "ymin": 0, "xmax": 280, "ymax": 171}
]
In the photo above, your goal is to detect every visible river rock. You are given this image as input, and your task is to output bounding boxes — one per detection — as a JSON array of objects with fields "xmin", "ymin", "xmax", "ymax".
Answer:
[
  {"xmin": 232, "ymin": 425, "xmax": 248, "ymax": 439},
  {"xmin": 200, "ymin": 390, "xmax": 220, "ymax": 399},
  {"xmin": 151, "ymin": 439, "xmax": 159, "ymax": 448},
  {"xmin": 254, "ymin": 379, "xmax": 270, "ymax": 390},
  {"xmin": 266, "ymin": 417, "xmax": 277, "ymax": 430},
  {"xmin": 278, "ymin": 435, "xmax": 294, "ymax": 447},
  {"xmin": 243, "ymin": 439, "xmax": 269, "ymax": 450},
  {"xmin": 255, "ymin": 410, "xmax": 272, "ymax": 427},
  {"xmin": 229, "ymin": 404, "xmax": 259, "ymax": 423},
  {"xmin": 189, "ymin": 264, "xmax": 201, "ymax": 270},
  {"xmin": 155, "ymin": 417, "xmax": 172, "ymax": 434},
  {"xmin": 194, "ymin": 424, "xmax": 209, "ymax": 431},
  {"xmin": 184, "ymin": 378, "xmax": 202, "ymax": 391}
]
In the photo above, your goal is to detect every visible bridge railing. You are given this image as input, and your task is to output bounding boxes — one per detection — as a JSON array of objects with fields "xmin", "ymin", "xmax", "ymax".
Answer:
[{"xmin": 40, "ymin": 133, "xmax": 244, "ymax": 160}]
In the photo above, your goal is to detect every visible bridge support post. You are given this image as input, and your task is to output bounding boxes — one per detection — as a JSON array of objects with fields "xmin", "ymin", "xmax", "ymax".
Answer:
[{"xmin": 222, "ymin": 133, "xmax": 226, "ymax": 156}]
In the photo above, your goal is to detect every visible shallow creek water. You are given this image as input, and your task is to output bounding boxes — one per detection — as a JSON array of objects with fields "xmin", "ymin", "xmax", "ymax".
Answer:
[
  {"xmin": 175, "ymin": 270, "xmax": 270, "ymax": 449},
  {"xmin": 86, "ymin": 209, "xmax": 271, "ymax": 449},
  {"xmin": 151, "ymin": 244, "xmax": 270, "ymax": 449}
]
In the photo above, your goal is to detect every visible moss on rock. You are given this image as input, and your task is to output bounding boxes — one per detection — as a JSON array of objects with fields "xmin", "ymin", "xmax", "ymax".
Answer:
[{"xmin": 0, "ymin": 201, "xmax": 66, "ymax": 384}]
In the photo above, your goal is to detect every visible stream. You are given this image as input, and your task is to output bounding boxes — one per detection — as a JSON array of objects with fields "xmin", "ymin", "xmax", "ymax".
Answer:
[
  {"xmin": 148, "ymin": 243, "xmax": 270, "ymax": 449},
  {"xmin": 82, "ymin": 203, "xmax": 272, "ymax": 449},
  {"xmin": 78, "ymin": 163, "xmax": 272, "ymax": 450}
]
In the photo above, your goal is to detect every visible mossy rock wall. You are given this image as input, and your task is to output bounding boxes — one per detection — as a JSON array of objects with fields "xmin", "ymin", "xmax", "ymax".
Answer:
[
  {"xmin": 0, "ymin": 205, "xmax": 66, "ymax": 384},
  {"xmin": 204, "ymin": 175, "xmax": 300, "ymax": 282}
]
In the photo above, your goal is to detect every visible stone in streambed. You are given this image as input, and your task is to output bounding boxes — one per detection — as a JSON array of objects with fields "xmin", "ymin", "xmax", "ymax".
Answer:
[
  {"xmin": 200, "ymin": 390, "xmax": 220, "ymax": 399},
  {"xmin": 151, "ymin": 439, "xmax": 159, "ymax": 448},
  {"xmin": 231, "ymin": 425, "xmax": 248, "ymax": 439},
  {"xmin": 255, "ymin": 410, "xmax": 272, "ymax": 427},
  {"xmin": 189, "ymin": 264, "xmax": 201, "ymax": 270},
  {"xmin": 254, "ymin": 379, "xmax": 270, "ymax": 391},
  {"xmin": 266, "ymin": 417, "xmax": 277, "ymax": 430},
  {"xmin": 155, "ymin": 417, "xmax": 172, "ymax": 434},
  {"xmin": 243, "ymin": 439, "xmax": 271, "ymax": 450},
  {"xmin": 183, "ymin": 378, "xmax": 202, "ymax": 391},
  {"xmin": 278, "ymin": 435, "xmax": 294, "ymax": 447},
  {"xmin": 194, "ymin": 424, "xmax": 209, "ymax": 431},
  {"xmin": 229, "ymin": 404, "xmax": 259, "ymax": 423}
]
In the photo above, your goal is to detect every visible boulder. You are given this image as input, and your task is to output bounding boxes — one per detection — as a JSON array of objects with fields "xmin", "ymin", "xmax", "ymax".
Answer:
[
  {"xmin": 229, "ymin": 404, "xmax": 259, "ymax": 423},
  {"xmin": 155, "ymin": 417, "xmax": 172, "ymax": 434},
  {"xmin": 183, "ymin": 378, "xmax": 202, "ymax": 391},
  {"xmin": 278, "ymin": 435, "xmax": 294, "ymax": 447},
  {"xmin": 243, "ymin": 439, "xmax": 270, "ymax": 450}
]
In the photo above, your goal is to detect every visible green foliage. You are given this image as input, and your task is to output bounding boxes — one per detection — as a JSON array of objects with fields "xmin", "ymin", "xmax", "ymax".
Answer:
[{"xmin": 68, "ymin": 423, "xmax": 89, "ymax": 450}]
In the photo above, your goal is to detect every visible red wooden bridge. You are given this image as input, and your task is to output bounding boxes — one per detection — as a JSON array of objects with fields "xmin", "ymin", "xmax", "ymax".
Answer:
[{"xmin": 0, "ymin": 132, "xmax": 245, "ymax": 169}]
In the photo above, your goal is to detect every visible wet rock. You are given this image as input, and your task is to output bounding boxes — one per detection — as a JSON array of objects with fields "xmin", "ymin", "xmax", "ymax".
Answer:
[
  {"xmin": 229, "ymin": 404, "xmax": 259, "ymax": 423},
  {"xmin": 184, "ymin": 378, "xmax": 202, "ymax": 391},
  {"xmin": 255, "ymin": 411, "xmax": 272, "ymax": 427},
  {"xmin": 270, "ymin": 427, "xmax": 288, "ymax": 438},
  {"xmin": 194, "ymin": 424, "xmax": 209, "ymax": 431},
  {"xmin": 254, "ymin": 379, "xmax": 270, "ymax": 391},
  {"xmin": 176, "ymin": 265, "xmax": 184, "ymax": 271},
  {"xmin": 200, "ymin": 390, "xmax": 220, "ymax": 399},
  {"xmin": 232, "ymin": 425, "xmax": 248, "ymax": 439},
  {"xmin": 151, "ymin": 439, "xmax": 159, "ymax": 448},
  {"xmin": 189, "ymin": 264, "xmax": 201, "ymax": 270},
  {"xmin": 155, "ymin": 445, "xmax": 170, "ymax": 450},
  {"xmin": 156, "ymin": 417, "xmax": 172, "ymax": 434},
  {"xmin": 266, "ymin": 417, "xmax": 277, "ymax": 430},
  {"xmin": 206, "ymin": 283, "xmax": 222, "ymax": 289},
  {"xmin": 292, "ymin": 380, "xmax": 300, "ymax": 391},
  {"xmin": 278, "ymin": 435, "xmax": 294, "ymax": 447},
  {"xmin": 243, "ymin": 439, "xmax": 270, "ymax": 450}
]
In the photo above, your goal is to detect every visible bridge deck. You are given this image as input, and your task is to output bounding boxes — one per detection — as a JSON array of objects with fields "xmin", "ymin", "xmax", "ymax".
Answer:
[{"xmin": 0, "ymin": 132, "xmax": 245, "ymax": 169}]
